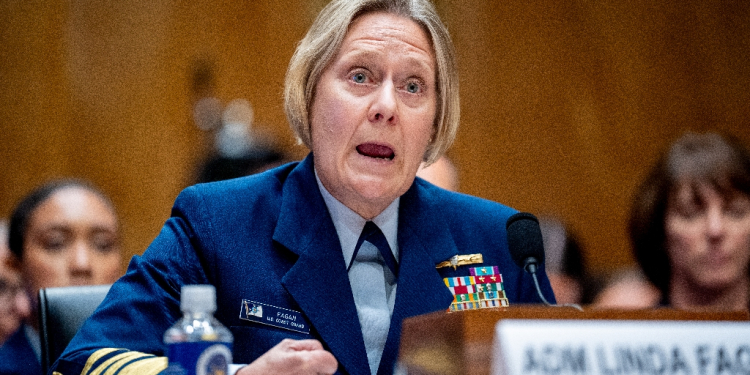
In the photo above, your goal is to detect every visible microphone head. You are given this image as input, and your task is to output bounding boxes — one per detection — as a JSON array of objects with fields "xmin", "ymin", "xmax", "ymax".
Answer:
[{"xmin": 506, "ymin": 212, "xmax": 545, "ymax": 273}]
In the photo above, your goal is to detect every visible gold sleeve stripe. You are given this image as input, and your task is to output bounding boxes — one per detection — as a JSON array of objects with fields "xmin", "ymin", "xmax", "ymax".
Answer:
[
  {"xmin": 80, "ymin": 348, "xmax": 122, "ymax": 375},
  {"xmin": 88, "ymin": 351, "xmax": 147, "ymax": 375},
  {"xmin": 75, "ymin": 348, "xmax": 167, "ymax": 375},
  {"xmin": 107, "ymin": 356, "xmax": 167, "ymax": 375}
]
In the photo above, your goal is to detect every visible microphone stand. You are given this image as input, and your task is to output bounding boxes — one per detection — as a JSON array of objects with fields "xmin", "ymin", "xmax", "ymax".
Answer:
[{"xmin": 526, "ymin": 261, "xmax": 583, "ymax": 312}]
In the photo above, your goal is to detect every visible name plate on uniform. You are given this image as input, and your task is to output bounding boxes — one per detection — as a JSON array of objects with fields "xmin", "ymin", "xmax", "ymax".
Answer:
[{"xmin": 492, "ymin": 320, "xmax": 750, "ymax": 375}]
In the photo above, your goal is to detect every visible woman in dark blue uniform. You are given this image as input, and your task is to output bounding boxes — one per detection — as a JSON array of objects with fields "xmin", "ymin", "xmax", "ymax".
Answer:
[{"xmin": 53, "ymin": 1, "xmax": 555, "ymax": 374}]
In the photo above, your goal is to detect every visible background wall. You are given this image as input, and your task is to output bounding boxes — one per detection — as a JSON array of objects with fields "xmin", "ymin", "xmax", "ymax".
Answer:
[{"xmin": 1, "ymin": 1, "xmax": 748, "ymax": 278}]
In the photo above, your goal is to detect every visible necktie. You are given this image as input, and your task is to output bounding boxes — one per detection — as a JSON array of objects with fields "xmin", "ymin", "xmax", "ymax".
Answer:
[
  {"xmin": 348, "ymin": 221, "xmax": 397, "ymax": 374},
  {"xmin": 349, "ymin": 221, "xmax": 399, "ymax": 277}
]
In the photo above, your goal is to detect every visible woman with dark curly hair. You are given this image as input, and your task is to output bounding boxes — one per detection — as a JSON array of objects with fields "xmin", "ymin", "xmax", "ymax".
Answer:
[{"xmin": 629, "ymin": 131, "xmax": 750, "ymax": 311}]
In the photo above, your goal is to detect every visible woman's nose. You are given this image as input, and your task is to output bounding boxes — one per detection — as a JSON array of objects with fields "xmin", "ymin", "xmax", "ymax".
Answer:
[
  {"xmin": 70, "ymin": 242, "xmax": 93, "ymax": 273},
  {"xmin": 705, "ymin": 206, "xmax": 725, "ymax": 238},
  {"xmin": 14, "ymin": 288, "xmax": 31, "ymax": 319},
  {"xmin": 369, "ymin": 81, "xmax": 397, "ymax": 124}
]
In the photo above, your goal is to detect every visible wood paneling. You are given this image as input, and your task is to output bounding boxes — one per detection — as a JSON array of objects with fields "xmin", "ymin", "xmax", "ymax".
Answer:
[
  {"xmin": 1, "ymin": 1, "xmax": 748, "ymax": 276},
  {"xmin": 442, "ymin": 0, "xmax": 750, "ymax": 272}
]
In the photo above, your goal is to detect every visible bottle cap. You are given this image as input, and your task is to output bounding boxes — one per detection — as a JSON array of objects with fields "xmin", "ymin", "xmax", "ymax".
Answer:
[{"xmin": 181, "ymin": 284, "xmax": 216, "ymax": 313}]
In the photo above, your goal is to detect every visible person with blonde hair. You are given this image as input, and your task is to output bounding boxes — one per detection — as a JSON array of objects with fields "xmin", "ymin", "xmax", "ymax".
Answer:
[{"xmin": 54, "ymin": 1, "xmax": 553, "ymax": 374}]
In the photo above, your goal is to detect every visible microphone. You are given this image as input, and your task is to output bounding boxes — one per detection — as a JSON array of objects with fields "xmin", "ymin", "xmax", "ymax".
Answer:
[
  {"xmin": 506, "ymin": 212, "xmax": 545, "ymax": 275},
  {"xmin": 506, "ymin": 212, "xmax": 582, "ymax": 310}
]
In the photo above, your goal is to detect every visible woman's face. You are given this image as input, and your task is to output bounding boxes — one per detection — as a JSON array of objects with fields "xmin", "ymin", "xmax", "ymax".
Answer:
[
  {"xmin": 665, "ymin": 182, "xmax": 750, "ymax": 291},
  {"xmin": 21, "ymin": 187, "xmax": 122, "ymax": 306},
  {"xmin": 310, "ymin": 12, "xmax": 437, "ymax": 219}
]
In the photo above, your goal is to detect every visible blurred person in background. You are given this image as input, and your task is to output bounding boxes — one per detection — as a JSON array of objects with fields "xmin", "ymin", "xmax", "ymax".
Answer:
[
  {"xmin": 416, "ymin": 155, "xmax": 459, "ymax": 192},
  {"xmin": 592, "ymin": 266, "xmax": 660, "ymax": 309},
  {"xmin": 0, "ymin": 219, "xmax": 31, "ymax": 345},
  {"xmin": 539, "ymin": 216, "xmax": 596, "ymax": 305},
  {"xmin": 0, "ymin": 179, "xmax": 123, "ymax": 375},
  {"xmin": 195, "ymin": 98, "xmax": 289, "ymax": 183},
  {"xmin": 629, "ymin": 132, "xmax": 750, "ymax": 311}
]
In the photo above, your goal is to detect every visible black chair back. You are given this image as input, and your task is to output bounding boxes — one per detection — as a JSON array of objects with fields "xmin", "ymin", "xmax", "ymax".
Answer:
[{"xmin": 38, "ymin": 284, "xmax": 111, "ymax": 374}]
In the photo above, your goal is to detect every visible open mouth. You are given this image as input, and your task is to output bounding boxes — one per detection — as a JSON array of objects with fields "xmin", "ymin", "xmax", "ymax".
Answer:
[{"xmin": 357, "ymin": 143, "xmax": 395, "ymax": 160}]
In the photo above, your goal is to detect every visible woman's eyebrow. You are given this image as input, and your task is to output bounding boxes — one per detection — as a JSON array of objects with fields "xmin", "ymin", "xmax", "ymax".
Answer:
[
  {"xmin": 88, "ymin": 226, "xmax": 118, "ymax": 235},
  {"xmin": 38, "ymin": 224, "xmax": 70, "ymax": 231},
  {"xmin": 35, "ymin": 225, "xmax": 73, "ymax": 237},
  {"xmin": 339, "ymin": 49, "xmax": 380, "ymax": 64},
  {"xmin": 340, "ymin": 49, "xmax": 434, "ymax": 73}
]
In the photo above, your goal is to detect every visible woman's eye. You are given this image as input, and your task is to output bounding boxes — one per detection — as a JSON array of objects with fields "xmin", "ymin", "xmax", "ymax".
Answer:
[
  {"xmin": 92, "ymin": 234, "xmax": 118, "ymax": 253},
  {"xmin": 726, "ymin": 199, "xmax": 750, "ymax": 218},
  {"xmin": 672, "ymin": 201, "xmax": 701, "ymax": 219},
  {"xmin": 95, "ymin": 241, "xmax": 115, "ymax": 253},
  {"xmin": 406, "ymin": 82, "xmax": 421, "ymax": 93},
  {"xmin": 352, "ymin": 72, "xmax": 367, "ymax": 84},
  {"xmin": 677, "ymin": 207, "xmax": 699, "ymax": 219},
  {"xmin": 43, "ymin": 237, "xmax": 66, "ymax": 252}
]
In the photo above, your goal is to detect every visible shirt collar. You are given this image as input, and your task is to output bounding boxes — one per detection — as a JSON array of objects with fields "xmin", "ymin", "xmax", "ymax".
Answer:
[{"xmin": 315, "ymin": 170, "xmax": 399, "ymax": 269}]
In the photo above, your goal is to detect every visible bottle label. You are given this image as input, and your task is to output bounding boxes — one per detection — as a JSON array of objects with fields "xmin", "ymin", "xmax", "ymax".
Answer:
[{"xmin": 166, "ymin": 342, "xmax": 232, "ymax": 375}]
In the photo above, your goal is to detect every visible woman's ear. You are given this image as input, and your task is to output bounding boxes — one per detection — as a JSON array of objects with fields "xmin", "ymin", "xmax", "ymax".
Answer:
[{"xmin": 3, "ymin": 254, "xmax": 22, "ymax": 273}]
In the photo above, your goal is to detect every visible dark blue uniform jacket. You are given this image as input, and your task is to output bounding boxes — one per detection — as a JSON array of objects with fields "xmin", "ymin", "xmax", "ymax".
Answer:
[{"xmin": 53, "ymin": 154, "xmax": 554, "ymax": 375}]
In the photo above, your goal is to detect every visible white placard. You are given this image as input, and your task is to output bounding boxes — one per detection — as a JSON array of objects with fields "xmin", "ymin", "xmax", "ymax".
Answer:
[{"xmin": 492, "ymin": 320, "xmax": 750, "ymax": 375}]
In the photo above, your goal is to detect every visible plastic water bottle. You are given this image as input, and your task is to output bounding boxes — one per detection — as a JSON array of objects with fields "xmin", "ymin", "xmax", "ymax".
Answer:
[{"xmin": 163, "ymin": 285, "xmax": 233, "ymax": 375}]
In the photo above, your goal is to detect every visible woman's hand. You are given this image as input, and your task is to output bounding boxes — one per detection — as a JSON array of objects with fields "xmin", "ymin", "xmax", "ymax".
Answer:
[{"xmin": 236, "ymin": 338, "xmax": 338, "ymax": 375}]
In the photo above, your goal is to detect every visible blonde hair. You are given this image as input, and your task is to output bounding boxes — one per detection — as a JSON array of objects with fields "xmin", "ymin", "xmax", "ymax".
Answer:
[{"xmin": 284, "ymin": 0, "xmax": 459, "ymax": 164}]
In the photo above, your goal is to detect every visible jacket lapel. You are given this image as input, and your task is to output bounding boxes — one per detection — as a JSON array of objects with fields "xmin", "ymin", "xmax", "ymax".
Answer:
[
  {"xmin": 378, "ymin": 181, "xmax": 457, "ymax": 374},
  {"xmin": 273, "ymin": 155, "xmax": 370, "ymax": 375}
]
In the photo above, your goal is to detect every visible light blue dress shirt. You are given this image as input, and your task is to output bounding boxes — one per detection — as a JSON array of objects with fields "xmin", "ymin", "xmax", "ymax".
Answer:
[{"xmin": 315, "ymin": 171, "xmax": 399, "ymax": 374}]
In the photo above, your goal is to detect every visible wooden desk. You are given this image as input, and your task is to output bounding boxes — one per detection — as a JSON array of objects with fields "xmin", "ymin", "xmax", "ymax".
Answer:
[{"xmin": 398, "ymin": 306, "xmax": 749, "ymax": 375}]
